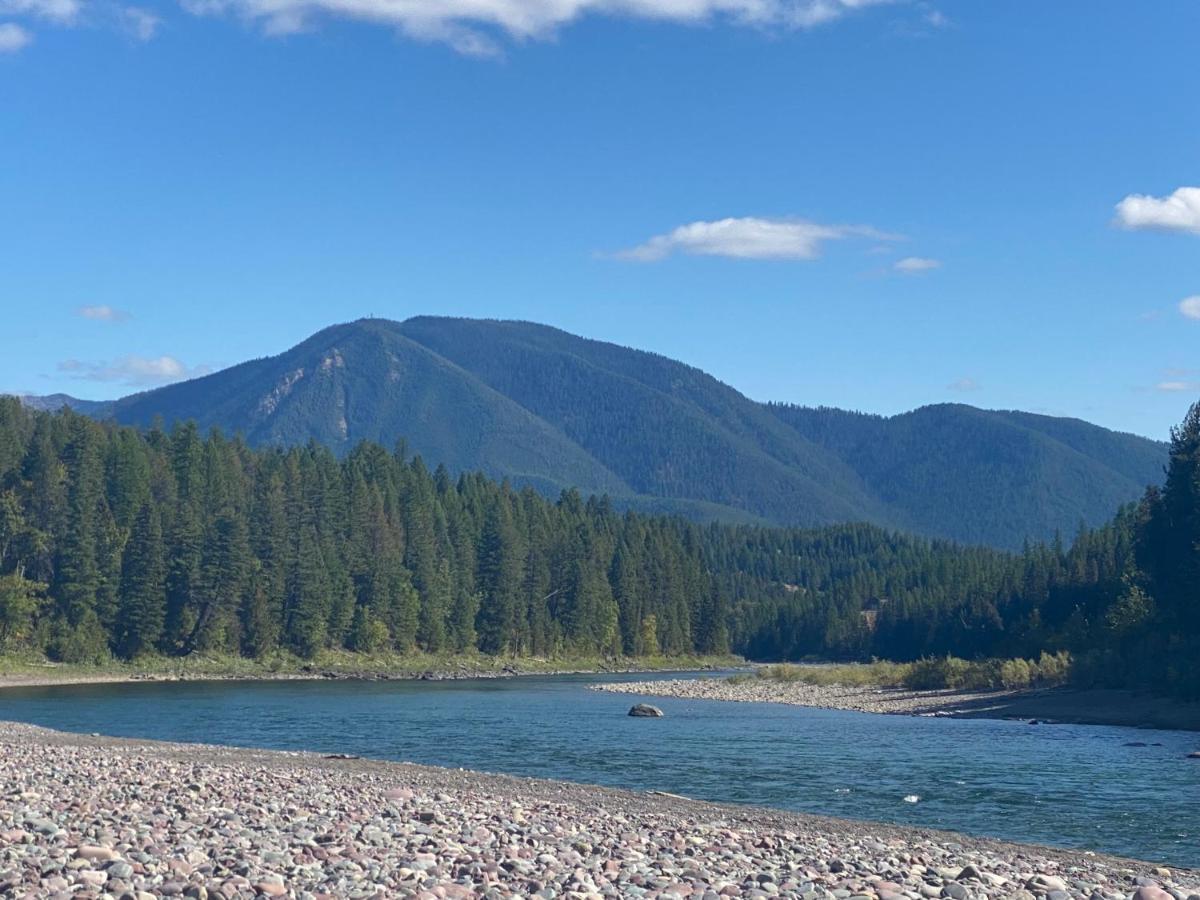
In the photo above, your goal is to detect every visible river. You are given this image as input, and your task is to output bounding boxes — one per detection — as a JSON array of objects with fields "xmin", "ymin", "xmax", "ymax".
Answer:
[{"xmin": 1, "ymin": 671, "xmax": 1195, "ymax": 867}]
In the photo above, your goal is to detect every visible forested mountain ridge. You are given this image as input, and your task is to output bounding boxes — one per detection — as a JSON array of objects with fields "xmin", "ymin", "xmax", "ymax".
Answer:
[
  {"xmin": 20, "ymin": 394, "xmax": 114, "ymax": 417},
  {"xmin": 396, "ymin": 316, "xmax": 889, "ymax": 530},
  {"xmin": 18, "ymin": 316, "xmax": 1167, "ymax": 548},
  {"xmin": 768, "ymin": 403, "xmax": 1165, "ymax": 548}
]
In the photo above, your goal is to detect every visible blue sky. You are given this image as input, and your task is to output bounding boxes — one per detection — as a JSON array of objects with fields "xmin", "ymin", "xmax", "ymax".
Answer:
[{"xmin": 1, "ymin": 0, "xmax": 1197, "ymax": 440}]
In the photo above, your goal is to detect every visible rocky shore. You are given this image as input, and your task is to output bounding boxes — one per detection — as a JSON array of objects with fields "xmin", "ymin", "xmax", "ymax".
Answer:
[
  {"xmin": 592, "ymin": 678, "xmax": 1200, "ymax": 732},
  {"xmin": 1, "ymin": 723, "xmax": 1197, "ymax": 900},
  {"xmin": 594, "ymin": 678, "xmax": 979, "ymax": 715}
]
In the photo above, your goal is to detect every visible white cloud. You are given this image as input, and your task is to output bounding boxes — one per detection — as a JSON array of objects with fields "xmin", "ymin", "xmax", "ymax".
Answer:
[
  {"xmin": 58, "ymin": 355, "xmax": 211, "ymax": 387},
  {"xmin": 180, "ymin": 0, "xmax": 894, "ymax": 55},
  {"xmin": 1179, "ymin": 296, "xmax": 1200, "ymax": 320},
  {"xmin": 76, "ymin": 304, "xmax": 132, "ymax": 322},
  {"xmin": 0, "ymin": 0, "xmax": 162, "ymax": 48},
  {"xmin": 617, "ymin": 216, "xmax": 898, "ymax": 261},
  {"xmin": 0, "ymin": 0, "xmax": 81, "ymax": 23},
  {"xmin": 1156, "ymin": 381, "xmax": 1199, "ymax": 394},
  {"xmin": 121, "ymin": 5, "xmax": 160, "ymax": 39},
  {"xmin": 947, "ymin": 376, "xmax": 980, "ymax": 392},
  {"xmin": 0, "ymin": 20, "xmax": 30, "ymax": 48},
  {"xmin": 894, "ymin": 255, "xmax": 940, "ymax": 273},
  {"xmin": 1114, "ymin": 186, "xmax": 1200, "ymax": 235}
]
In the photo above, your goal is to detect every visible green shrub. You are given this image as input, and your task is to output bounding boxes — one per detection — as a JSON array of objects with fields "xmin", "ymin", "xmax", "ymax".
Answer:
[
  {"xmin": 748, "ymin": 661, "xmax": 911, "ymax": 687},
  {"xmin": 736, "ymin": 654, "xmax": 1074, "ymax": 693},
  {"xmin": 1033, "ymin": 650, "xmax": 1072, "ymax": 686},
  {"xmin": 999, "ymin": 657, "xmax": 1033, "ymax": 689},
  {"xmin": 349, "ymin": 611, "xmax": 391, "ymax": 654},
  {"xmin": 48, "ymin": 615, "xmax": 111, "ymax": 665},
  {"xmin": 904, "ymin": 655, "xmax": 971, "ymax": 690}
]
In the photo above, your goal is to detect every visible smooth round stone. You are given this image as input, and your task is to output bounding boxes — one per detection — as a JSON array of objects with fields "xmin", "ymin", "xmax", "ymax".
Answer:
[
  {"xmin": 75, "ymin": 846, "xmax": 118, "ymax": 862},
  {"xmin": 107, "ymin": 862, "xmax": 135, "ymax": 879}
]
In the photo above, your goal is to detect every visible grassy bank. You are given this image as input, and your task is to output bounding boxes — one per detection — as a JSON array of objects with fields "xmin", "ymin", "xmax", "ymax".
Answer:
[
  {"xmin": 0, "ymin": 649, "xmax": 742, "ymax": 688},
  {"xmin": 737, "ymin": 652, "xmax": 1073, "ymax": 692}
]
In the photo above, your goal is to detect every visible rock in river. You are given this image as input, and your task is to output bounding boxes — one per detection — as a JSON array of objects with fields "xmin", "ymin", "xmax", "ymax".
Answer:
[{"xmin": 628, "ymin": 703, "xmax": 664, "ymax": 717}]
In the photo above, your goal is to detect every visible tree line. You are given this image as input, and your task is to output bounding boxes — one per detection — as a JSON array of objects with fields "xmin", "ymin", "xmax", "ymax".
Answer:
[{"xmin": 0, "ymin": 396, "xmax": 1195, "ymax": 697}]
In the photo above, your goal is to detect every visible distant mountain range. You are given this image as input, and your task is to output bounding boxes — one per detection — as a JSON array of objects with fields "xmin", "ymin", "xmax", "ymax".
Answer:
[
  {"xmin": 17, "ymin": 317, "xmax": 1166, "ymax": 548},
  {"xmin": 19, "ymin": 393, "xmax": 115, "ymax": 417}
]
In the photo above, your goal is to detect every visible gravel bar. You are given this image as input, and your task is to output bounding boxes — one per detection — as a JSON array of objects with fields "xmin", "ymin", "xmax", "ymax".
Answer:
[
  {"xmin": 0, "ymin": 721, "xmax": 1196, "ymax": 900},
  {"xmin": 590, "ymin": 678, "xmax": 1010, "ymax": 717},
  {"xmin": 590, "ymin": 679, "xmax": 1200, "ymax": 733}
]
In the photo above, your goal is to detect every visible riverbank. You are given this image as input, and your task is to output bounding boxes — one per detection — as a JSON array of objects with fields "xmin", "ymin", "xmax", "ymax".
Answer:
[
  {"xmin": 594, "ymin": 676, "xmax": 1200, "ymax": 732},
  {"xmin": 0, "ymin": 652, "xmax": 739, "ymax": 692},
  {"xmin": 0, "ymin": 722, "xmax": 1195, "ymax": 900}
]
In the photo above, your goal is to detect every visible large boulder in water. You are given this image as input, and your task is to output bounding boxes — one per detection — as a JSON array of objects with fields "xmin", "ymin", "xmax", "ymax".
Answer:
[{"xmin": 628, "ymin": 703, "xmax": 664, "ymax": 718}]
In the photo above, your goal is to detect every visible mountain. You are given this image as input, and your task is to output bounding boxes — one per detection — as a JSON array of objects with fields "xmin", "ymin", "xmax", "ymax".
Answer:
[
  {"xmin": 18, "ymin": 393, "xmax": 114, "ymax": 417},
  {"xmin": 766, "ymin": 404, "xmax": 1165, "ymax": 548},
  {"xmin": 16, "ymin": 317, "xmax": 1168, "ymax": 547},
  {"xmin": 105, "ymin": 320, "xmax": 631, "ymax": 500},
  {"xmin": 395, "ymin": 316, "xmax": 889, "ymax": 528}
]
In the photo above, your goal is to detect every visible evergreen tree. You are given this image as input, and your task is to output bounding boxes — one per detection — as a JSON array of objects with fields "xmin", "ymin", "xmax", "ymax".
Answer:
[
  {"xmin": 286, "ymin": 524, "xmax": 329, "ymax": 657},
  {"xmin": 476, "ymin": 498, "xmax": 522, "ymax": 654},
  {"xmin": 116, "ymin": 504, "xmax": 165, "ymax": 657}
]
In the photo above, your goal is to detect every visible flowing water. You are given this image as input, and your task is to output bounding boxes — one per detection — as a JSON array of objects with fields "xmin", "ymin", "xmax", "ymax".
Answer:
[{"xmin": 1, "ymin": 672, "xmax": 1196, "ymax": 867}]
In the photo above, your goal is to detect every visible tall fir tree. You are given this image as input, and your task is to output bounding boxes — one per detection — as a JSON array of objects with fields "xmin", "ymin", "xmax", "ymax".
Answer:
[{"xmin": 116, "ymin": 503, "xmax": 166, "ymax": 657}]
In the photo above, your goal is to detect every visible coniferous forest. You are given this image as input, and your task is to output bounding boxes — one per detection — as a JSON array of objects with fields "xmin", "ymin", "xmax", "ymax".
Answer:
[{"xmin": 0, "ymin": 395, "xmax": 1197, "ymax": 697}]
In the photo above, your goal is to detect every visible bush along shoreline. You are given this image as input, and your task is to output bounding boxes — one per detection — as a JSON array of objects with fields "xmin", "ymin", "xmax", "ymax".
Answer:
[{"xmin": 739, "ymin": 653, "xmax": 1073, "ymax": 692}]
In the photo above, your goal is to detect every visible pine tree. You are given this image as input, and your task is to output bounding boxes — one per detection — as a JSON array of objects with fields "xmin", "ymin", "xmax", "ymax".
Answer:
[
  {"xmin": 476, "ymin": 498, "xmax": 523, "ymax": 654},
  {"xmin": 52, "ymin": 416, "xmax": 105, "ymax": 661},
  {"xmin": 286, "ymin": 524, "xmax": 329, "ymax": 657},
  {"xmin": 245, "ymin": 472, "xmax": 287, "ymax": 654},
  {"xmin": 162, "ymin": 501, "xmax": 201, "ymax": 652},
  {"xmin": 116, "ymin": 504, "xmax": 165, "ymax": 657},
  {"xmin": 188, "ymin": 510, "xmax": 252, "ymax": 653}
]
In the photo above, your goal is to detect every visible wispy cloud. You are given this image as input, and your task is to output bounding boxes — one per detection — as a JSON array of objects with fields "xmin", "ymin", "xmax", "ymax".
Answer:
[
  {"xmin": 890, "ymin": 1, "xmax": 947, "ymax": 37},
  {"xmin": 947, "ymin": 376, "xmax": 980, "ymax": 392},
  {"xmin": 180, "ymin": 0, "xmax": 894, "ymax": 56},
  {"xmin": 0, "ymin": 20, "xmax": 30, "ymax": 49},
  {"xmin": 617, "ymin": 216, "xmax": 899, "ymax": 262},
  {"xmin": 1156, "ymin": 381, "xmax": 1199, "ymax": 394},
  {"xmin": 120, "ymin": 5, "xmax": 160, "ymax": 39},
  {"xmin": 1114, "ymin": 186, "xmax": 1200, "ymax": 235},
  {"xmin": 0, "ymin": 0, "xmax": 81, "ymax": 23},
  {"xmin": 894, "ymin": 255, "xmax": 940, "ymax": 273},
  {"xmin": 922, "ymin": 7, "xmax": 948, "ymax": 28},
  {"xmin": 1179, "ymin": 296, "xmax": 1200, "ymax": 320},
  {"xmin": 58, "ymin": 355, "xmax": 211, "ymax": 387},
  {"xmin": 0, "ymin": 0, "xmax": 161, "ymax": 51},
  {"xmin": 76, "ymin": 304, "xmax": 132, "ymax": 323}
]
